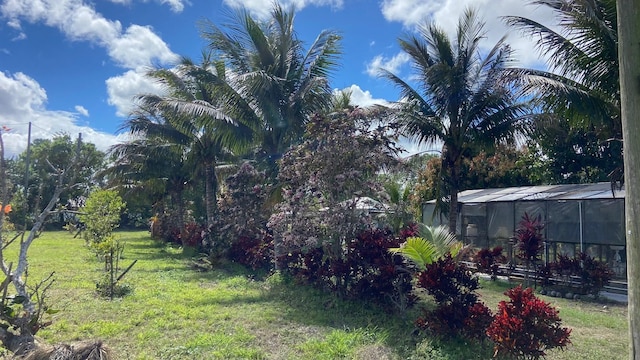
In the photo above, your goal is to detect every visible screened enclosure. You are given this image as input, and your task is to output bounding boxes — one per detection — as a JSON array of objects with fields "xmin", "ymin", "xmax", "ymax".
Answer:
[{"xmin": 422, "ymin": 183, "xmax": 626, "ymax": 278}]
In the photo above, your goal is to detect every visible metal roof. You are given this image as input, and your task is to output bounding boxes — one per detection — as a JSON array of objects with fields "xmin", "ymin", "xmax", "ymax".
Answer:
[{"xmin": 429, "ymin": 183, "xmax": 624, "ymax": 204}]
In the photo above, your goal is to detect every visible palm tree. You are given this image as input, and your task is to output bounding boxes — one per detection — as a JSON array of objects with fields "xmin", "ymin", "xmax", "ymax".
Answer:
[
  {"xmin": 107, "ymin": 106, "xmax": 193, "ymax": 244},
  {"xmin": 504, "ymin": 0, "xmax": 622, "ymax": 183},
  {"xmin": 381, "ymin": 8, "xmax": 528, "ymax": 234},
  {"xmin": 196, "ymin": 3, "xmax": 342, "ymax": 170},
  {"xmin": 140, "ymin": 54, "xmax": 241, "ymax": 229}
]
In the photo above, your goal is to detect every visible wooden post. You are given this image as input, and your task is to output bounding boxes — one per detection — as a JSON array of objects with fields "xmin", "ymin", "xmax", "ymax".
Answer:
[{"xmin": 616, "ymin": 0, "xmax": 640, "ymax": 357}]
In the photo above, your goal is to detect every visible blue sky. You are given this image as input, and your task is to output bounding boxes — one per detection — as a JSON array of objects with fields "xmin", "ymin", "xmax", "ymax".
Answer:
[{"xmin": 0, "ymin": 0, "xmax": 553, "ymax": 158}]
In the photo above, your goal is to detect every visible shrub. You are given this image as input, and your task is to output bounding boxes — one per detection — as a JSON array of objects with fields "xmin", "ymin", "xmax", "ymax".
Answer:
[
  {"xmin": 487, "ymin": 285, "xmax": 571, "ymax": 359},
  {"xmin": 282, "ymin": 227, "xmax": 415, "ymax": 310},
  {"xmin": 579, "ymin": 253, "xmax": 615, "ymax": 295},
  {"xmin": 417, "ymin": 254, "xmax": 480, "ymax": 305},
  {"xmin": 474, "ymin": 247, "xmax": 506, "ymax": 280},
  {"xmin": 206, "ymin": 162, "xmax": 271, "ymax": 264},
  {"xmin": 464, "ymin": 302, "xmax": 494, "ymax": 341},
  {"xmin": 228, "ymin": 234, "xmax": 274, "ymax": 271},
  {"xmin": 346, "ymin": 228, "xmax": 415, "ymax": 310},
  {"xmin": 546, "ymin": 252, "xmax": 614, "ymax": 295},
  {"xmin": 515, "ymin": 213, "xmax": 545, "ymax": 286},
  {"xmin": 415, "ymin": 254, "xmax": 487, "ymax": 339},
  {"xmin": 181, "ymin": 222, "xmax": 205, "ymax": 249},
  {"xmin": 399, "ymin": 222, "xmax": 420, "ymax": 239}
]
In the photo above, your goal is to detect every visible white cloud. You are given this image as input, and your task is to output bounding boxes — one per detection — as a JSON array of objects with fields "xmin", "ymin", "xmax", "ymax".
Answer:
[
  {"xmin": 222, "ymin": 0, "xmax": 344, "ymax": 18},
  {"xmin": 106, "ymin": 70, "xmax": 167, "ymax": 117},
  {"xmin": 106, "ymin": 0, "xmax": 188, "ymax": 13},
  {"xmin": 335, "ymin": 84, "xmax": 390, "ymax": 107},
  {"xmin": 158, "ymin": 0, "xmax": 187, "ymax": 12},
  {"xmin": 366, "ymin": 52, "xmax": 410, "ymax": 77},
  {"xmin": 380, "ymin": 0, "xmax": 444, "ymax": 28},
  {"xmin": 0, "ymin": 0, "xmax": 179, "ymax": 119},
  {"xmin": 109, "ymin": 25, "xmax": 179, "ymax": 70},
  {"xmin": 0, "ymin": 0, "xmax": 178, "ymax": 69},
  {"xmin": 75, "ymin": 105, "xmax": 89, "ymax": 117},
  {"xmin": 0, "ymin": 71, "xmax": 121, "ymax": 158},
  {"xmin": 379, "ymin": 0, "xmax": 558, "ymax": 68}
]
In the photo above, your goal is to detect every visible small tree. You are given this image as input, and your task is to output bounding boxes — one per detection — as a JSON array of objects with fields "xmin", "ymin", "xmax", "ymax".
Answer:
[
  {"xmin": 0, "ymin": 130, "xmax": 87, "ymax": 353},
  {"xmin": 79, "ymin": 189, "xmax": 125, "ymax": 246},
  {"xmin": 206, "ymin": 162, "xmax": 272, "ymax": 266},
  {"xmin": 269, "ymin": 107, "xmax": 401, "ymax": 291},
  {"xmin": 79, "ymin": 189, "xmax": 133, "ymax": 299}
]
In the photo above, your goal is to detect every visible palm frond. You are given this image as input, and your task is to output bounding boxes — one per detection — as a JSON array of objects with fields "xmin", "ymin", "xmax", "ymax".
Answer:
[
  {"xmin": 419, "ymin": 224, "xmax": 462, "ymax": 257},
  {"xmin": 389, "ymin": 236, "xmax": 438, "ymax": 270}
]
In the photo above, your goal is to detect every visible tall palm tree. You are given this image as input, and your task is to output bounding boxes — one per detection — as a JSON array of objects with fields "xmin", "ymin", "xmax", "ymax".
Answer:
[
  {"xmin": 196, "ymin": 3, "xmax": 341, "ymax": 169},
  {"xmin": 381, "ymin": 8, "xmax": 528, "ymax": 234},
  {"xmin": 140, "ymin": 54, "xmax": 241, "ymax": 229},
  {"xmin": 107, "ymin": 106, "xmax": 193, "ymax": 244},
  {"xmin": 504, "ymin": 0, "xmax": 622, "ymax": 183}
]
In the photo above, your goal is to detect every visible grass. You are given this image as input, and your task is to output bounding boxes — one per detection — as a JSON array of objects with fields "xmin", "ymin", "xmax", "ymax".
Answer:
[{"xmin": 4, "ymin": 231, "xmax": 629, "ymax": 359}]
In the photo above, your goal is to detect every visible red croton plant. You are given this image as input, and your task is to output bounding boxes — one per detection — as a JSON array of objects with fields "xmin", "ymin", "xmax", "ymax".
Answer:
[{"xmin": 487, "ymin": 285, "xmax": 571, "ymax": 359}]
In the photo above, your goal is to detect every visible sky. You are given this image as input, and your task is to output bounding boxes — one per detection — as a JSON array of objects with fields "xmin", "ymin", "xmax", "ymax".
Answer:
[{"xmin": 0, "ymin": 0, "xmax": 555, "ymax": 158}]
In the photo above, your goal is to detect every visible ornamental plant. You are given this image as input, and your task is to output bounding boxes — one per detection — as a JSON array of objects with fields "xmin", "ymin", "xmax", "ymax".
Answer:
[
  {"xmin": 79, "ymin": 189, "xmax": 135, "ymax": 299},
  {"xmin": 415, "ymin": 254, "xmax": 490, "ymax": 339},
  {"xmin": 268, "ymin": 107, "xmax": 400, "ymax": 277},
  {"xmin": 474, "ymin": 246, "xmax": 506, "ymax": 280},
  {"xmin": 515, "ymin": 213, "xmax": 545, "ymax": 286},
  {"xmin": 546, "ymin": 252, "xmax": 614, "ymax": 295},
  {"xmin": 282, "ymin": 226, "xmax": 416, "ymax": 310},
  {"xmin": 205, "ymin": 162, "xmax": 272, "ymax": 264},
  {"xmin": 487, "ymin": 285, "xmax": 571, "ymax": 359},
  {"xmin": 228, "ymin": 234, "xmax": 274, "ymax": 271},
  {"xmin": 79, "ymin": 189, "xmax": 125, "ymax": 246}
]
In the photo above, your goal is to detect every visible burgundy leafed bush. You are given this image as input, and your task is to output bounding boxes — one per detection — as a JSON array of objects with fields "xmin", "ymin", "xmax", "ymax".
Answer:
[
  {"xmin": 547, "ymin": 252, "xmax": 614, "ymax": 295},
  {"xmin": 228, "ymin": 234, "xmax": 274, "ymax": 271},
  {"xmin": 182, "ymin": 222, "xmax": 205, "ymax": 248},
  {"xmin": 474, "ymin": 246, "xmax": 506, "ymax": 280},
  {"xmin": 415, "ymin": 254, "xmax": 488, "ymax": 339},
  {"xmin": 487, "ymin": 285, "xmax": 571, "ymax": 359},
  {"xmin": 282, "ymin": 227, "xmax": 415, "ymax": 309},
  {"xmin": 516, "ymin": 213, "xmax": 544, "ymax": 264},
  {"xmin": 164, "ymin": 222, "xmax": 205, "ymax": 248}
]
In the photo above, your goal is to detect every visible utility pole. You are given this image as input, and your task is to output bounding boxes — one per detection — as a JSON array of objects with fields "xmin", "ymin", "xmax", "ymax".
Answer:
[{"xmin": 22, "ymin": 122, "xmax": 32, "ymax": 237}]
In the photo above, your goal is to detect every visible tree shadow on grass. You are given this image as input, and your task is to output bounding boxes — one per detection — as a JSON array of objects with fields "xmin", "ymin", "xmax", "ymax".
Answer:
[
  {"xmin": 179, "ymin": 265, "xmax": 493, "ymax": 359},
  {"xmin": 266, "ymin": 280, "xmax": 495, "ymax": 359},
  {"xmin": 109, "ymin": 235, "xmax": 492, "ymax": 358}
]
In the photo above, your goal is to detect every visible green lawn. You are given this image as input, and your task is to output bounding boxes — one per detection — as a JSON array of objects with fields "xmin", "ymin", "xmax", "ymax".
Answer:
[{"xmin": 8, "ymin": 231, "xmax": 629, "ymax": 359}]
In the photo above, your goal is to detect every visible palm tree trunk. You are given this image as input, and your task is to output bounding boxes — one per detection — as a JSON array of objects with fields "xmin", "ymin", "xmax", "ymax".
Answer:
[
  {"xmin": 172, "ymin": 190, "xmax": 187, "ymax": 247},
  {"xmin": 446, "ymin": 150, "xmax": 460, "ymax": 236},
  {"xmin": 617, "ymin": 1, "xmax": 640, "ymax": 357},
  {"xmin": 204, "ymin": 160, "xmax": 217, "ymax": 229},
  {"xmin": 449, "ymin": 188, "xmax": 458, "ymax": 236}
]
